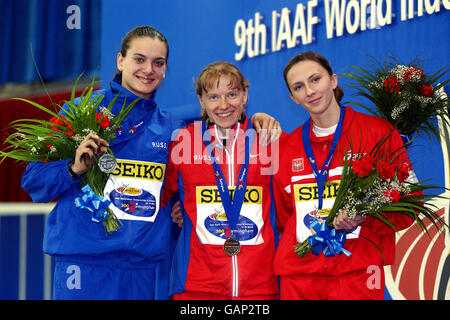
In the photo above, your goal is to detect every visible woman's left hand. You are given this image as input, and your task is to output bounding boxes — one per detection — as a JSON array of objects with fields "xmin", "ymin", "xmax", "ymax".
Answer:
[
  {"xmin": 333, "ymin": 209, "xmax": 366, "ymax": 230},
  {"xmin": 251, "ymin": 113, "xmax": 282, "ymax": 146}
]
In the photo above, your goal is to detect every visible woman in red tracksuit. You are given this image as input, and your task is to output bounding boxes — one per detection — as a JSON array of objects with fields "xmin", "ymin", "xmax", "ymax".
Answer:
[
  {"xmin": 273, "ymin": 51, "xmax": 416, "ymax": 300},
  {"xmin": 162, "ymin": 61, "xmax": 280, "ymax": 299}
]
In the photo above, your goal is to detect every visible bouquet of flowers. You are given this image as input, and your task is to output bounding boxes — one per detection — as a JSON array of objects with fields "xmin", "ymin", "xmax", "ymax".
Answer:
[
  {"xmin": 344, "ymin": 60, "xmax": 449, "ymax": 141},
  {"xmin": 294, "ymin": 132, "xmax": 449, "ymax": 259},
  {"xmin": 0, "ymin": 77, "xmax": 139, "ymax": 234}
]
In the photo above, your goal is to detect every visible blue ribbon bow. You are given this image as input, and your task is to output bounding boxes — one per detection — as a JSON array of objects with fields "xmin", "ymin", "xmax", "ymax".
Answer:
[
  {"xmin": 74, "ymin": 184, "xmax": 111, "ymax": 223},
  {"xmin": 308, "ymin": 221, "xmax": 352, "ymax": 257}
]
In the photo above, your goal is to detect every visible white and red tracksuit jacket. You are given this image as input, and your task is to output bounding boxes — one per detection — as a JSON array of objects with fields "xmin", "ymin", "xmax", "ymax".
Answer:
[
  {"xmin": 273, "ymin": 107, "xmax": 416, "ymax": 278},
  {"xmin": 162, "ymin": 116, "xmax": 279, "ymax": 298}
]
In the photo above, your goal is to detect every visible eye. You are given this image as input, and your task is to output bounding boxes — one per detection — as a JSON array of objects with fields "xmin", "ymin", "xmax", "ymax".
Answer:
[
  {"xmin": 227, "ymin": 92, "xmax": 238, "ymax": 99},
  {"xmin": 135, "ymin": 57, "xmax": 144, "ymax": 63},
  {"xmin": 292, "ymin": 84, "xmax": 302, "ymax": 91},
  {"xmin": 312, "ymin": 76, "xmax": 321, "ymax": 83},
  {"xmin": 153, "ymin": 59, "xmax": 166, "ymax": 67},
  {"xmin": 208, "ymin": 95, "xmax": 218, "ymax": 101}
]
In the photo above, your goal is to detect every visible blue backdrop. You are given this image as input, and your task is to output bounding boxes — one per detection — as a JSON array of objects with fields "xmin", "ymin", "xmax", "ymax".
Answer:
[
  {"xmin": 100, "ymin": 2, "xmax": 449, "ymax": 300},
  {"xmin": 1, "ymin": 0, "xmax": 447, "ymax": 301},
  {"xmin": 100, "ymin": 0, "xmax": 449, "ymax": 192}
]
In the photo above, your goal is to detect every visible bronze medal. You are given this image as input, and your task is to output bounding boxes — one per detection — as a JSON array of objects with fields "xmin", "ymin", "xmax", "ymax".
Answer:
[
  {"xmin": 223, "ymin": 237, "xmax": 241, "ymax": 256},
  {"xmin": 98, "ymin": 152, "xmax": 117, "ymax": 174}
]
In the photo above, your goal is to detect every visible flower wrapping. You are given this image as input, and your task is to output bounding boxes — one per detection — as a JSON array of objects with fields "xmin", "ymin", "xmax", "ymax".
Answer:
[{"xmin": 0, "ymin": 76, "xmax": 139, "ymax": 234}]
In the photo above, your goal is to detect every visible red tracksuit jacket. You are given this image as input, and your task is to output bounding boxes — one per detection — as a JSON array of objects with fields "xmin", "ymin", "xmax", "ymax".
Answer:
[
  {"xmin": 273, "ymin": 107, "xmax": 415, "ymax": 277},
  {"xmin": 162, "ymin": 116, "xmax": 279, "ymax": 298}
]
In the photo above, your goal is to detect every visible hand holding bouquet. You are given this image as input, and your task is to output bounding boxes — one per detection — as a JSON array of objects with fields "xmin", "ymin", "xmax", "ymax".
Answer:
[
  {"xmin": 294, "ymin": 132, "xmax": 449, "ymax": 259},
  {"xmin": 1, "ymin": 77, "xmax": 139, "ymax": 234}
]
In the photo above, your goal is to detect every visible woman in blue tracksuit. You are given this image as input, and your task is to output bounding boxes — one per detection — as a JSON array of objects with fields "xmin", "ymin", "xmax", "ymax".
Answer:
[{"xmin": 21, "ymin": 26, "xmax": 280, "ymax": 300}]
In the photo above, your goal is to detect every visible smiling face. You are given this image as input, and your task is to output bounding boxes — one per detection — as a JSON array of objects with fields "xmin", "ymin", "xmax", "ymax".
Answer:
[
  {"xmin": 286, "ymin": 59, "xmax": 340, "ymax": 126},
  {"xmin": 198, "ymin": 75, "xmax": 248, "ymax": 131},
  {"xmin": 117, "ymin": 36, "xmax": 167, "ymax": 99}
]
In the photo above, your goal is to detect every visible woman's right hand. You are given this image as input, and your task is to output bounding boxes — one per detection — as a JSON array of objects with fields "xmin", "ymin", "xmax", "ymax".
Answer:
[
  {"xmin": 70, "ymin": 133, "xmax": 109, "ymax": 176},
  {"xmin": 171, "ymin": 201, "xmax": 183, "ymax": 228}
]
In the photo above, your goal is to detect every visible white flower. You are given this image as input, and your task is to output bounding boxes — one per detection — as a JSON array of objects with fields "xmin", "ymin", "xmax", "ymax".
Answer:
[
  {"xmin": 99, "ymin": 107, "xmax": 115, "ymax": 120},
  {"xmin": 73, "ymin": 129, "xmax": 98, "ymax": 147}
]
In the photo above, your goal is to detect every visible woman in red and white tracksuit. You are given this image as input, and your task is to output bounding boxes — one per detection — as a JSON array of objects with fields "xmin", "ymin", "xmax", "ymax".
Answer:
[
  {"xmin": 273, "ymin": 51, "xmax": 416, "ymax": 300},
  {"xmin": 162, "ymin": 62, "xmax": 280, "ymax": 299}
]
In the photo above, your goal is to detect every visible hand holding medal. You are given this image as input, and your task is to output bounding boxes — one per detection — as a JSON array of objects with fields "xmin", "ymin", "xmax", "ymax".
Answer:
[{"xmin": 70, "ymin": 133, "xmax": 111, "ymax": 177}]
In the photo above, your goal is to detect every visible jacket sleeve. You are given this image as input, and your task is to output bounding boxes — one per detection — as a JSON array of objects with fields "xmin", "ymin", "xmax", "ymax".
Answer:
[
  {"xmin": 272, "ymin": 134, "xmax": 294, "ymax": 234},
  {"xmin": 21, "ymin": 159, "xmax": 82, "ymax": 203},
  {"xmin": 161, "ymin": 140, "xmax": 179, "ymax": 208}
]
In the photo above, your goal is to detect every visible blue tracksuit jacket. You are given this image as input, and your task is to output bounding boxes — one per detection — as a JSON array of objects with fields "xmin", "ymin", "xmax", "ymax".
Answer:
[{"xmin": 21, "ymin": 78, "xmax": 183, "ymax": 299}]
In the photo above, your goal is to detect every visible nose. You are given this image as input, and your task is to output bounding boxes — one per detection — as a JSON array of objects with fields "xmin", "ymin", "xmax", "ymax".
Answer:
[
  {"xmin": 304, "ymin": 84, "xmax": 315, "ymax": 96},
  {"xmin": 142, "ymin": 61, "xmax": 153, "ymax": 74},
  {"xmin": 218, "ymin": 96, "xmax": 228, "ymax": 109}
]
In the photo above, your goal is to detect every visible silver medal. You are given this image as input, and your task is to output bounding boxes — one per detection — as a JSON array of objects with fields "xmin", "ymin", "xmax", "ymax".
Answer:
[{"xmin": 98, "ymin": 152, "xmax": 117, "ymax": 174}]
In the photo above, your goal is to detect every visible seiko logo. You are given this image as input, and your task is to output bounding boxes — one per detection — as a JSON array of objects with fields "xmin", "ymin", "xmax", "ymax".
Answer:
[
  {"xmin": 293, "ymin": 182, "xmax": 340, "ymax": 202},
  {"xmin": 196, "ymin": 186, "xmax": 262, "ymax": 204},
  {"xmin": 111, "ymin": 160, "xmax": 165, "ymax": 182}
]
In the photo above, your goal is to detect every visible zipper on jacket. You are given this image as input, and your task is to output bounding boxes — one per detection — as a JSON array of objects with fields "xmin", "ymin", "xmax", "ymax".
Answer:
[
  {"xmin": 232, "ymin": 255, "xmax": 239, "ymax": 297},
  {"xmin": 215, "ymin": 123, "xmax": 240, "ymax": 298}
]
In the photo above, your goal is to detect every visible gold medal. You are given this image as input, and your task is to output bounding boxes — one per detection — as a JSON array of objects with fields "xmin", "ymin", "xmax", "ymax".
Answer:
[{"xmin": 223, "ymin": 237, "xmax": 241, "ymax": 256}]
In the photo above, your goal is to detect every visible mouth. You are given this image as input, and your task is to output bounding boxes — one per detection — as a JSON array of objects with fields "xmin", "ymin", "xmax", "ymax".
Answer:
[
  {"xmin": 136, "ymin": 75, "xmax": 154, "ymax": 84},
  {"xmin": 216, "ymin": 111, "xmax": 234, "ymax": 118},
  {"xmin": 308, "ymin": 97, "xmax": 321, "ymax": 105}
]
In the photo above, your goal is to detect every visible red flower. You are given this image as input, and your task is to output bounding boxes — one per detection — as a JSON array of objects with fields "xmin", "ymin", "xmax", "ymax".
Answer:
[
  {"xmin": 384, "ymin": 188, "xmax": 401, "ymax": 202},
  {"xmin": 397, "ymin": 163, "xmax": 409, "ymax": 182},
  {"xmin": 49, "ymin": 116, "xmax": 74, "ymax": 136},
  {"xmin": 383, "ymin": 77, "xmax": 402, "ymax": 93},
  {"xmin": 352, "ymin": 156, "xmax": 374, "ymax": 178},
  {"xmin": 49, "ymin": 116, "xmax": 63, "ymax": 132},
  {"xmin": 418, "ymin": 84, "xmax": 434, "ymax": 97},
  {"xmin": 377, "ymin": 160, "xmax": 395, "ymax": 180},
  {"xmin": 100, "ymin": 116, "xmax": 110, "ymax": 129},
  {"xmin": 96, "ymin": 113, "xmax": 110, "ymax": 129},
  {"xmin": 403, "ymin": 67, "xmax": 425, "ymax": 82}
]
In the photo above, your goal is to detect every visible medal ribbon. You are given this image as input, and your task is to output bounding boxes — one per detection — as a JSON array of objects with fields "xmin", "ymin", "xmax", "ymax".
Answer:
[
  {"xmin": 301, "ymin": 106, "xmax": 345, "ymax": 210},
  {"xmin": 202, "ymin": 119, "xmax": 255, "ymax": 234}
]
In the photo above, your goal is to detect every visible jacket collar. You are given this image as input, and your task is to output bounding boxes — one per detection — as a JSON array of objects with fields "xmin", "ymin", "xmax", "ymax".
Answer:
[{"xmin": 109, "ymin": 77, "xmax": 157, "ymax": 115}]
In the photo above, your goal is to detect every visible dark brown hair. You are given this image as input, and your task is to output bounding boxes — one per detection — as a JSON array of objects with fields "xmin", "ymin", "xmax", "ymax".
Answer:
[
  {"xmin": 283, "ymin": 51, "xmax": 344, "ymax": 103},
  {"xmin": 114, "ymin": 25, "xmax": 169, "ymax": 79}
]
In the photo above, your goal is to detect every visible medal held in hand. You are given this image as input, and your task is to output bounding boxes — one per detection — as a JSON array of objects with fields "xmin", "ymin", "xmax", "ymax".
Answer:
[
  {"xmin": 223, "ymin": 237, "xmax": 241, "ymax": 256},
  {"xmin": 98, "ymin": 152, "xmax": 117, "ymax": 174}
]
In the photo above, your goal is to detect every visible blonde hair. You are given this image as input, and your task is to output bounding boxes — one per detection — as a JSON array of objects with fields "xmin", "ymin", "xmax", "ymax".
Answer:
[{"xmin": 195, "ymin": 62, "xmax": 249, "ymax": 120}]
